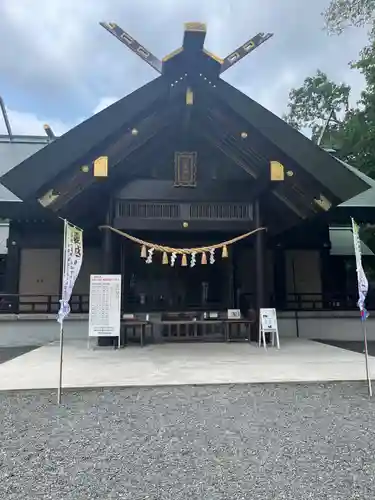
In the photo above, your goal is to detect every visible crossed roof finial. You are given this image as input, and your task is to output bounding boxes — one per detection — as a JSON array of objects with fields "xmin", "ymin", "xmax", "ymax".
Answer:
[{"xmin": 100, "ymin": 21, "xmax": 273, "ymax": 77}]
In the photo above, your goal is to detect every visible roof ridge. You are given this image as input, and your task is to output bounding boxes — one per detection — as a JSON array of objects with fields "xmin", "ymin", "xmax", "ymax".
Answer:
[{"xmin": 334, "ymin": 157, "xmax": 375, "ymax": 187}]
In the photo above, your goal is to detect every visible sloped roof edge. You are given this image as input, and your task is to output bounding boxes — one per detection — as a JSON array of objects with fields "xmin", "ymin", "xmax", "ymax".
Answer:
[
  {"xmin": 215, "ymin": 80, "xmax": 371, "ymax": 204},
  {"xmin": 335, "ymin": 159, "xmax": 375, "ymax": 208},
  {"xmin": 0, "ymin": 76, "xmax": 165, "ymax": 201}
]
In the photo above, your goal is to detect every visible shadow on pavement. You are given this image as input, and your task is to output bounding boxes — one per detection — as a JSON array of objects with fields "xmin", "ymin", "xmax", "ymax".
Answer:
[
  {"xmin": 315, "ymin": 340, "xmax": 375, "ymax": 356},
  {"xmin": 0, "ymin": 346, "xmax": 39, "ymax": 364}
]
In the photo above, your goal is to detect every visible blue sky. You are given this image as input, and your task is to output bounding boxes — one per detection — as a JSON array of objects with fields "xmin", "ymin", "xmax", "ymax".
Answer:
[{"xmin": 0, "ymin": 0, "xmax": 369, "ymax": 136}]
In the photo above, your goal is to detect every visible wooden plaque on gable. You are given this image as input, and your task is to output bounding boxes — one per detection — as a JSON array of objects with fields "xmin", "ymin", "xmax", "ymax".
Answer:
[{"xmin": 174, "ymin": 152, "xmax": 197, "ymax": 187}]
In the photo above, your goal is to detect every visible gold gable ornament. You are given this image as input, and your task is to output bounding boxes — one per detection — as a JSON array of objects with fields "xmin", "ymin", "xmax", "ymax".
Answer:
[
  {"xmin": 184, "ymin": 22, "xmax": 206, "ymax": 32},
  {"xmin": 314, "ymin": 195, "xmax": 332, "ymax": 211},
  {"xmin": 186, "ymin": 87, "xmax": 194, "ymax": 106},
  {"xmin": 270, "ymin": 161, "xmax": 285, "ymax": 181},
  {"xmin": 93, "ymin": 156, "xmax": 108, "ymax": 177},
  {"xmin": 38, "ymin": 189, "xmax": 59, "ymax": 208}
]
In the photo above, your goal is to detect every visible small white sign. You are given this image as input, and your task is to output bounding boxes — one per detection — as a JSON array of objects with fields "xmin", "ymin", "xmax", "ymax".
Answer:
[
  {"xmin": 88, "ymin": 275, "xmax": 122, "ymax": 344},
  {"xmin": 260, "ymin": 308, "xmax": 277, "ymax": 331},
  {"xmin": 259, "ymin": 308, "xmax": 280, "ymax": 350},
  {"xmin": 227, "ymin": 309, "xmax": 241, "ymax": 319}
]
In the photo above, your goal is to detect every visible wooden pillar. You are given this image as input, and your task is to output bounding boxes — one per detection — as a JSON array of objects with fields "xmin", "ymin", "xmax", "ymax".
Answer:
[
  {"xmin": 102, "ymin": 200, "xmax": 113, "ymax": 274},
  {"xmin": 98, "ymin": 200, "xmax": 115, "ymax": 347},
  {"xmin": 254, "ymin": 199, "xmax": 266, "ymax": 340},
  {"xmin": 320, "ymin": 226, "xmax": 332, "ymax": 308},
  {"xmin": 225, "ymin": 247, "xmax": 235, "ymax": 308},
  {"xmin": 5, "ymin": 222, "xmax": 21, "ymax": 313},
  {"xmin": 120, "ymin": 238, "xmax": 128, "ymax": 313},
  {"xmin": 273, "ymin": 243, "xmax": 286, "ymax": 309}
]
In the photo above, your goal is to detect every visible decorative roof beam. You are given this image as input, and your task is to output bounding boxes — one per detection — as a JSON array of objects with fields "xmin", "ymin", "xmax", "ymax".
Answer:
[
  {"xmin": 202, "ymin": 131, "xmax": 256, "ymax": 178},
  {"xmin": 198, "ymin": 115, "xmax": 313, "ymax": 221},
  {"xmin": 100, "ymin": 22, "xmax": 162, "ymax": 74},
  {"xmin": 43, "ymin": 124, "xmax": 55, "ymax": 141},
  {"xmin": 203, "ymin": 104, "xmax": 269, "ymax": 169},
  {"xmin": 200, "ymin": 98, "xmax": 326, "ymax": 216},
  {"xmin": 201, "ymin": 110, "xmax": 268, "ymax": 176},
  {"xmin": 220, "ymin": 32, "xmax": 273, "ymax": 74},
  {"xmin": 183, "ymin": 22, "xmax": 207, "ymax": 52},
  {"xmin": 44, "ymin": 105, "xmax": 184, "ymax": 211}
]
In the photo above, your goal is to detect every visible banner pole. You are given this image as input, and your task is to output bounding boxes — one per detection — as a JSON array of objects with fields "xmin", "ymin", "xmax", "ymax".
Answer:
[
  {"xmin": 351, "ymin": 217, "xmax": 372, "ymax": 397},
  {"xmin": 57, "ymin": 219, "xmax": 68, "ymax": 405},
  {"xmin": 58, "ymin": 216, "xmax": 83, "ymax": 232},
  {"xmin": 362, "ymin": 320, "xmax": 373, "ymax": 397},
  {"xmin": 57, "ymin": 322, "xmax": 64, "ymax": 404}
]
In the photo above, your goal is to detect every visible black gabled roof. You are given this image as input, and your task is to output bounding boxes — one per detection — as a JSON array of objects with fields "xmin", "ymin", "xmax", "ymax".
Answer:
[
  {"xmin": 0, "ymin": 21, "xmax": 371, "ymax": 231},
  {"xmin": 213, "ymin": 79, "xmax": 369, "ymax": 204},
  {"xmin": 0, "ymin": 76, "xmax": 167, "ymax": 201}
]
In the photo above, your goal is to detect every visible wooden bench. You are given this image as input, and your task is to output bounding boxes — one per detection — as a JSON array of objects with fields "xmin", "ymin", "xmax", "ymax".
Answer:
[{"xmin": 120, "ymin": 318, "xmax": 152, "ymax": 347}]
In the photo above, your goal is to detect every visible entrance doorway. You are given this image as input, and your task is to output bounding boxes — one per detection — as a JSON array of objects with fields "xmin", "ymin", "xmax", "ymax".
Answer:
[{"xmin": 123, "ymin": 240, "xmax": 231, "ymax": 312}]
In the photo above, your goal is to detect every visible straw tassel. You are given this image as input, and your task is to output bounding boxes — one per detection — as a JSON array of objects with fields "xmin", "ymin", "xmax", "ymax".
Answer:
[
  {"xmin": 181, "ymin": 254, "xmax": 188, "ymax": 267},
  {"xmin": 201, "ymin": 252, "xmax": 207, "ymax": 265},
  {"xmin": 222, "ymin": 245, "xmax": 228, "ymax": 258},
  {"xmin": 162, "ymin": 252, "xmax": 169, "ymax": 265},
  {"xmin": 141, "ymin": 245, "xmax": 147, "ymax": 258}
]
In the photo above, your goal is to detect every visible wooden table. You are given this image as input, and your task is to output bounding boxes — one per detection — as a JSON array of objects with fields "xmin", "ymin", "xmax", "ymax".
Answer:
[
  {"xmin": 120, "ymin": 320, "xmax": 151, "ymax": 347},
  {"xmin": 222, "ymin": 319, "xmax": 255, "ymax": 342}
]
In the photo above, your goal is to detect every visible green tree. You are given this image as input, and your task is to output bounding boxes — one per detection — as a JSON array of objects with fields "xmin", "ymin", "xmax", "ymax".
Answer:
[
  {"xmin": 348, "ymin": 38, "xmax": 375, "ymax": 175},
  {"xmin": 323, "ymin": 0, "xmax": 375, "ymax": 34},
  {"xmin": 282, "ymin": 70, "xmax": 351, "ymax": 146},
  {"xmin": 284, "ymin": 39, "xmax": 375, "ymax": 177}
]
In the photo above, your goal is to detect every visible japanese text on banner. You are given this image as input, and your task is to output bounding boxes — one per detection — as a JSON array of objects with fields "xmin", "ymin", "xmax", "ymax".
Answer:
[
  {"xmin": 57, "ymin": 222, "xmax": 83, "ymax": 324},
  {"xmin": 351, "ymin": 218, "xmax": 369, "ymax": 320}
]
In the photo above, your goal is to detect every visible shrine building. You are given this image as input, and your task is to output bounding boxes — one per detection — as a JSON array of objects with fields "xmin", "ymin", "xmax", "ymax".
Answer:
[{"xmin": 0, "ymin": 21, "xmax": 374, "ymax": 342}]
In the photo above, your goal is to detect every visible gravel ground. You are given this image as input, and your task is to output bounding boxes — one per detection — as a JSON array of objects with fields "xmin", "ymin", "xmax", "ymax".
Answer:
[{"xmin": 1, "ymin": 383, "xmax": 375, "ymax": 500}]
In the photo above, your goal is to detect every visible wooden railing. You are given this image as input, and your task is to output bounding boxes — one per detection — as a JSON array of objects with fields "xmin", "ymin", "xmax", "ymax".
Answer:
[
  {"xmin": 0, "ymin": 294, "xmax": 89, "ymax": 314},
  {"xmin": 0, "ymin": 292, "xmax": 372, "ymax": 315},
  {"xmin": 115, "ymin": 201, "xmax": 254, "ymax": 221},
  {"xmin": 244, "ymin": 292, "xmax": 375, "ymax": 312},
  {"xmin": 282, "ymin": 292, "xmax": 375, "ymax": 311},
  {"xmin": 124, "ymin": 293, "xmax": 225, "ymax": 312}
]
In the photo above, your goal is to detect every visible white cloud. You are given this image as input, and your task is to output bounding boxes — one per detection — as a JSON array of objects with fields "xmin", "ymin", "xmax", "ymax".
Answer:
[
  {"xmin": 92, "ymin": 97, "xmax": 120, "ymax": 115},
  {"xmin": 0, "ymin": 96, "xmax": 120, "ymax": 136},
  {"xmin": 0, "ymin": 0, "xmax": 370, "ymax": 132},
  {"xmin": 0, "ymin": 106, "xmax": 71, "ymax": 136}
]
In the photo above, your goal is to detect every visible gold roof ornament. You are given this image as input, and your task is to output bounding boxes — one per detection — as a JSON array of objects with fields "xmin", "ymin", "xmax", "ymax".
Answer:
[
  {"xmin": 314, "ymin": 194, "xmax": 332, "ymax": 211},
  {"xmin": 38, "ymin": 189, "xmax": 59, "ymax": 207},
  {"xmin": 184, "ymin": 22, "xmax": 207, "ymax": 32},
  {"xmin": 270, "ymin": 161, "xmax": 285, "ymax": 181},
  {"xmin": 93, "ymin": 156, "xmax": 108, "ymax": 178}
]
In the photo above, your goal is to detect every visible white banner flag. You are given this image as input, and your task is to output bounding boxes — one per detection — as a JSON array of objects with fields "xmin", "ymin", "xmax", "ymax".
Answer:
[
  {"xmin": 57, "ymin": 221, "xmax": 83, "ymax": 324},
  {"xmin": 351, "ymin": 218, "xmax": 369, "ymax": 320}
]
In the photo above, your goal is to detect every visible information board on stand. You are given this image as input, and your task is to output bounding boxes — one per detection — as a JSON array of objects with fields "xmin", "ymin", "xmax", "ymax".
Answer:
[
  {"xmin": 88, "ymin": 274, "xmax": 122, "ymax": 348},
  {"xmin": 259, "ymin": 308, "xmax": 280, "ymax": 350}
]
